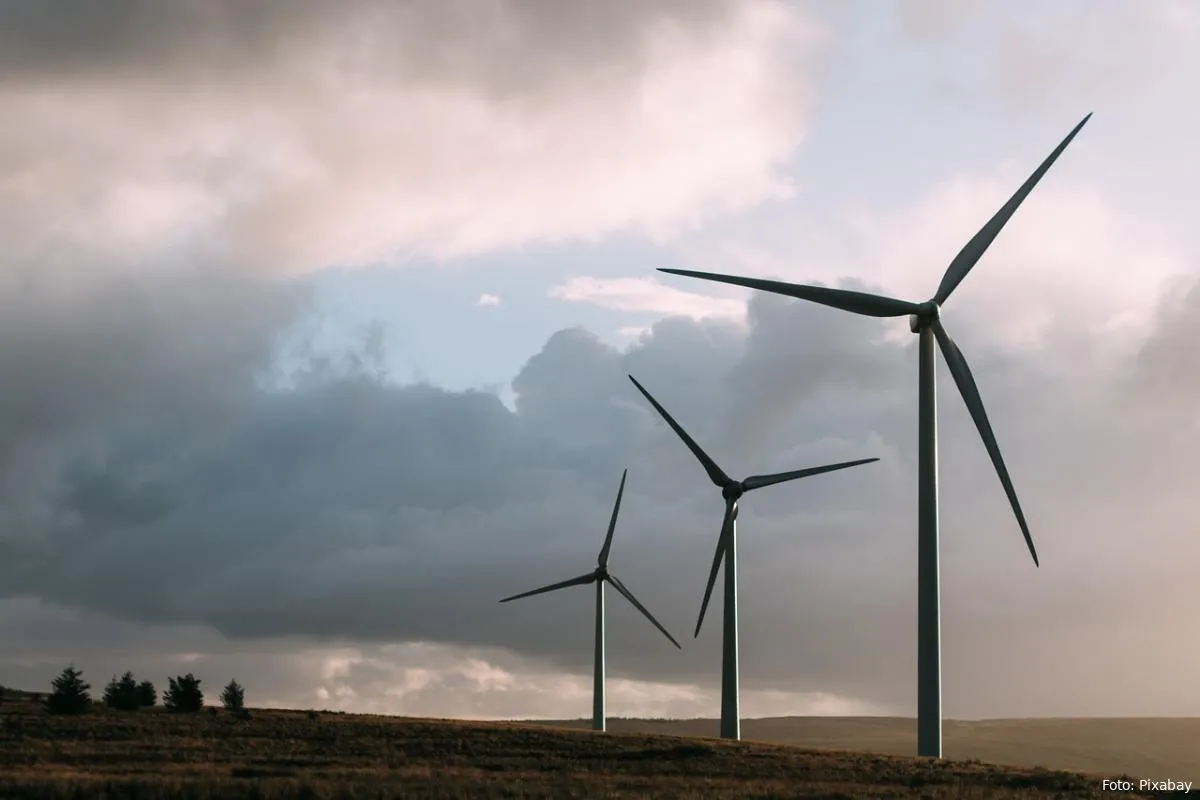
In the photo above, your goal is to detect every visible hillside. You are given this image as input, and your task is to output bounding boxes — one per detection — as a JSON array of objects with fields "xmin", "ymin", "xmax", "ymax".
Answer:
[
  {"xmin": 526, "ymin": 715, "xmax": 1200, "ymax": 783},
  {"xmin": 0, "ymin": 694, "xmax": 1166, "ymax": 799}
]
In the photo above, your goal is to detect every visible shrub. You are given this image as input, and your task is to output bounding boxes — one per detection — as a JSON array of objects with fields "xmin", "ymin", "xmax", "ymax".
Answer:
[
  {"xmin": 45, "ymin": 664, "xmax": 91, "ymax": 715},
  {"xmin": 163, "ymin": 673, "xmax": 204, "ymax": 713},
  {"xmin": 103, "ymin": 671, "xmax": 141, "ymax": 711},
  {"xmin": 136, "ymin": 679, "xmax": 158, "ymax": 708},
  {"xmin": 221, "ymin": 679, "xmax": 245, "ymax": 712}
]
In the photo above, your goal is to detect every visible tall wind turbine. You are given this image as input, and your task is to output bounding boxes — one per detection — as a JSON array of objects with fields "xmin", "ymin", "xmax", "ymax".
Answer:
[
  {"xmin": 628, "ymin": 374, "xmax": 878, "ymax": 740},
  {"xmin": 499, "ymin": 469, "xmax": 680, "ymax": 732},
  {"xmin": 656, "ymin": 113, "xmax": 1091, "ymax": 758}
]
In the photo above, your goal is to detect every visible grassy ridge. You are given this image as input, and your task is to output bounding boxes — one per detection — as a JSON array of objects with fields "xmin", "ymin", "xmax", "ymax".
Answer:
[{"xmin": 0, "ymin": 696, "xmax": 1156, "ymax": 798}]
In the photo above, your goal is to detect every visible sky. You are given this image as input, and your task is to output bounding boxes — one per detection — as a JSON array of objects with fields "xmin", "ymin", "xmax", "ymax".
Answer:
[{"xmin": 1, "ymin": 0, "xmax": 1199, "ymax": 721}]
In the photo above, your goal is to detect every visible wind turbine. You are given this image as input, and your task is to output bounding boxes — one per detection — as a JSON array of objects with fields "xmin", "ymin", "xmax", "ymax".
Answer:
[
  {"xmin": 656, "ymin": 113, "xmax": 1091, "ymax": 758},
  {"xmin": 499, "ymin": 468, "xmax": 680, "ymax": 732},
  {"xmin": 628, "ymin": 374, "xmax": 878, "ymax": 740}
]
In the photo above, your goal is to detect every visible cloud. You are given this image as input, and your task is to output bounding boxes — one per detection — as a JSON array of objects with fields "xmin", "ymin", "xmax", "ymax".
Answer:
[
  {"xmin": 895, "ymin": 0, "xmax": 986, "ymax": 41},
  {"xmin": 0, "ymin": 0, "xmax": 826, "ymax": 274},
  {"xmin": 0, "ymin": 597, "xmax": 883, "ymax": 719},
  {"xmin": 0, "ymin": 264, "xmax": 306, "ymax": 547},
  {"xmin": 3, "ymin": 260, "xmax": 1200, "ymax": 718},
  {"xmin": 475, "ymin": 293, "xmax": 502, "ymax": 308},
  {"xmin": 886, "ymin": 0, "xmax": 1198, "ymax": 111},
  {"xmin": 677, "ymin": 150, "xmax": 1190, "ymax": 374},
  {"xmin": 2, "ymin": 0, "xmax": 1200, "ymax": 725},
  {"xmin": 549, "ymin": 276, "xmax": 746, "ymax": 321}
]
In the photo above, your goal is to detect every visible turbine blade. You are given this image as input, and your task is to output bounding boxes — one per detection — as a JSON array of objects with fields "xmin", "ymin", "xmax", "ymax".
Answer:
[
  {"xmin": 934, "ymin": 113, "xmax": 1092, "ymax": 305},
  {"xmin": 628, "ymin": 374, "xmax": 733, "ymax": 488},
  {"xmin": 742, "ymin": 457, "xmax": 880, "ymax": 491},
  {"xmin": 931, "ymin": 320, "xmax": 1039, "ymax": 566},
  {"xmin": 607, "ymin": 574, "xmax": 682, "ymax": 650},
  {"xmin": 695, "ymin": 499, "xmax": 736, "ymax": 638},
  {"xmin": 597, "ymin": 469, "xmax": 627, "ymax": 567},
  {"xmin": 499, "ymin": 572, "xmax": 596, "ymax": 603},
  {"xmin": 658, "ymin": 269, "xmax": 921, "ymax": 318}
]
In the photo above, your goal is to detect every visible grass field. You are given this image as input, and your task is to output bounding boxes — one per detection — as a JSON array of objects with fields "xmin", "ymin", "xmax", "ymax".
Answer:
[
  {"xmin": 528, "ymin": 715, "xmax": 1200, "ymax": 783},
  {"xmin": 0, "ymin": 691, "xmax": 1180, "ymax": 798}
]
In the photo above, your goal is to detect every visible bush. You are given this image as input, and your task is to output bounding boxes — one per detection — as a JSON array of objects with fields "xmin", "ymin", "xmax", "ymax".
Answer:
[
  {"xmin": 221, "ymin": 679, "xmax": 245, "ymax": 712},
  {"xmin": 136, "ymin": 679, "xmax": 157, "ymax": 708},
  {"xmin": 45, "ymin": 664, "xmax": 91, "ymax": 715},
  {"xmin": 163, "ymin": 673, "xmax": 204, "ymax": 713},
  {"xmin": 103, "ymin": 671, "xmax": 141, "ymax": 711}
]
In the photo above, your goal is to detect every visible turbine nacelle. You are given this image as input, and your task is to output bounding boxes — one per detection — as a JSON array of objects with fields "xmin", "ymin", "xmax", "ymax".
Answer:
[
  {"xmin": 909, "ymin": 300, "xmax": 941, "ymax": 333},
  {"xmin": 721, "ymin": 484, "xmax": 745, "ymax": 502}
]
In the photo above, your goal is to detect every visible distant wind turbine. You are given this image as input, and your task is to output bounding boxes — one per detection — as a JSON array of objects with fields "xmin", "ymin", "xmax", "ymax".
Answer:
[
  {"xmin": 656, "ymin": 113, "xmax": 1092, "ymax": 758},
  {"xmin": 628, "ymin": 374, "xmax": 878, "ymax": 740},
  {"xmin": 499, "ymin": 469, "xmax": 680, "ymax": 732}
]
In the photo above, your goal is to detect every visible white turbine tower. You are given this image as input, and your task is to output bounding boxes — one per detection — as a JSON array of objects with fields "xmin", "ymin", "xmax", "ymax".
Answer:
[
  {"xmin": 628, "ymin": 374, "xmax": 879, "ymax": 740},
  {"xmin": 499, "ymin": 469, "xmax": 680, "ymax": 732},
  {"xmin": 656, "ymin": 113, "xmax": 1092, "ymax": 758}
]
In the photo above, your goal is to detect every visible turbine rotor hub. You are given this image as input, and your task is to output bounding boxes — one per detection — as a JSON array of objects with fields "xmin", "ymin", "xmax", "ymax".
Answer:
[
  {"xmin": 909, "ymin": 300, "xmax": 941, "ymax": 333},
  {"xmin": 722, "ymin": 483, "xmax": 744, "ymax": 501}
]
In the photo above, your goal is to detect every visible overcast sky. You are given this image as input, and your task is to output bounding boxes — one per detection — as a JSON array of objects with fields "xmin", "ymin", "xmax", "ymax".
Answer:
[{"xmin": 2, "ymin": 0, "xmax": 1199, "ymax": 721}]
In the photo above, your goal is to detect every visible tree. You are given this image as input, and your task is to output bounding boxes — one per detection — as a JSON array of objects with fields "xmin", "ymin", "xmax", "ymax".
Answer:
[
  {"xmin": 220, "ymin": 679, "xmax": 245, "ymax": 712},
  {"xmin": 45, "ymin": 664, "xmax": 91, "ymax": 715},
  {"xmin": 103, "ymin": 671, "xmax": 141, "ymax": 711},
  {"xmin": 163, "ymin": 673, "xmax": 204, "ymax": 713},
  {"xmin": 136, "ymin": 679, "xmax": 157, "ymax": 708}
]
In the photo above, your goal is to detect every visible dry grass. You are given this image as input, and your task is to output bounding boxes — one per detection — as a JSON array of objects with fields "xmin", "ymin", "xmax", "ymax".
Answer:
[
  {"xmin": 0, "ymin": 693, "xmax": 1169, "ymax": 799},
  {"xmin": 528, "ymin": 715, "xmax": 1200, "ymax": 783}
]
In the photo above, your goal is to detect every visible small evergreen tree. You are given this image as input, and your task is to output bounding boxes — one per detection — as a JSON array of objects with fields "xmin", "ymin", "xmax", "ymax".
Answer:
[
  {"xmin": 103, "ymin": 671, "xmax": 141, "ymax": 711},
  {"xmin": 163, "ymin": 673, "xmax": 204, "ymax": 713},
  {"xmin": 220, "ymin": 679, "xmax": 245, "ymax": 712},
  {"xmin": 136, "ymin": 679, "xmax": 157, "ymax": 708},
  {"xmin": 45, "ymin": 664, "xmax": 91, "ymax": 715}
]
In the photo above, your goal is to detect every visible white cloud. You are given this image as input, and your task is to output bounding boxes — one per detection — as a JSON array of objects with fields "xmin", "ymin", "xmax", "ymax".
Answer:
[
  {"xmin": 0, "ymin": 595, "xmax": 887, "ymax": 720},
  {"xmin": 475, "ymin": 293, "xmax": 502, "ymax": 307},
  {"xmin": 617, "ymin": 325, "xmax": 652, "ymax": 341},
  {"xmin": 0, "ymin": 0, "xmax": 826, "ymax": 276},
  {"xmin": 676, "ymin": 162, "xmax": 1191, "ymax": 368},
  {"xmin": 281, "ymin": 643, "xmax": 883, "ymax": 720},
  {"xmin": 549, "ymin": 276, "xmax": 746, "ymax": 322}
]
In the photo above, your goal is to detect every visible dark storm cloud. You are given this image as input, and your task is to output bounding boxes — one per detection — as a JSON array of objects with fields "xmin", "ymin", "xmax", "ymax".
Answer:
[
  {"xmin": 3, "ymin": 270, "xmax": 1200, "ymax": 717},
  {"xmin": 0, "ymin": 265, "xmax": 305, "ymax": 547}
]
